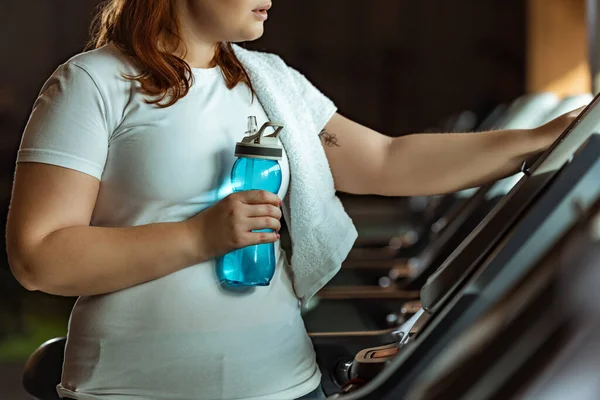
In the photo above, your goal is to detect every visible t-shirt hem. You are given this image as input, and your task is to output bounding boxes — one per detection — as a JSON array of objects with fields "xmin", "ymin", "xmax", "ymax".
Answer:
[
  {"xmin": 56, "ymin": 369, "xmax": 322, "ymax": 400},
  {"xmin": 17, "ymin": 149, "xmax": 104, "ymax": 180}
]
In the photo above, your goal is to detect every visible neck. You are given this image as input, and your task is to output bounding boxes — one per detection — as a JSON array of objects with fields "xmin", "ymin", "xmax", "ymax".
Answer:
[
  {"xmin": 178, "ymin": 37, "xmax": 219, "ymax": 69},
  {"xmin": 173, "ymin": 7, "xmax": 219, "ymax": 68}
]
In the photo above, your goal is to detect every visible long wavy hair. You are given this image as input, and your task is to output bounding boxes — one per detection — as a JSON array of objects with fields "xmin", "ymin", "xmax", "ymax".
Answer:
[{"xmin": 87, "ymin": 0, "xmax": 255, "ymax": 107}]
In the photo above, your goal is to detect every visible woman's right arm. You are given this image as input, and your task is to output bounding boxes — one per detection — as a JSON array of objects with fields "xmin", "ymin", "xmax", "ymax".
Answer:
[
  {"xmin": 6, "ymin": 162, "xmax": 282, "ymax": 297},
  {"xmin": 6, "ymin": 162, "xmax": 202, "ymax": 296},
  {"xmin": 5, "ymin": 61, "xmax": 203, "ymax": 296}
]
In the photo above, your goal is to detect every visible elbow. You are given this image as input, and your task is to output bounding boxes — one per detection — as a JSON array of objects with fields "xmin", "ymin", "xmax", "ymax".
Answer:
[
  {"xmin": 7, "ymin": 255, "xmax": 40, "ymax": 292},
  {"xmin": 7, "ymin": 242, "xmax": 75, "ymax": 297},
  {"xmin": 6, "ymin": 238, "xmax": 42, "ymax": 292},
  {"xmin": 18, "ymin": 274, "xmax": 40, "ymax": 292}
]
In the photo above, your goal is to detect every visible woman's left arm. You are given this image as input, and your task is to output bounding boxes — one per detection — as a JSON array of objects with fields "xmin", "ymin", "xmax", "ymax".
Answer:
[{"xmin": 320, "ymin": 110, "xmax": 582, "ymax": 197}]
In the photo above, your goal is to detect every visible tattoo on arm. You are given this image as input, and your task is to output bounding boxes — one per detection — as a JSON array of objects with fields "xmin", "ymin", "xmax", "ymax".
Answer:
[{"xmin": 319, "ymin": 129, "xmax": 340, "ymax": 147}]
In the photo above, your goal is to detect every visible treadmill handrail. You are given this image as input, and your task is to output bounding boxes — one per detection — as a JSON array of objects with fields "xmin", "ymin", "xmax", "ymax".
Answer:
[
  {"xmin": 527, "ymin": 91, "xmax": 600, "ymax": 174},
  {"xmin": 420, "ymin": 93, "xmax": 600, "ymax": 311}
]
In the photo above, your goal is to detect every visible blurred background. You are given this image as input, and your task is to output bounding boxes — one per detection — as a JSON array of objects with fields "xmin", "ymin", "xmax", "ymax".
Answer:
[{"xmin": 0, "ymin": 0, "xmax": 592, "ymax": 398}]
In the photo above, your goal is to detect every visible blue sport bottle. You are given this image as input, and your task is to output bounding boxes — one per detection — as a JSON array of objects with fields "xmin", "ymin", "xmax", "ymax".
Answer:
[{"xmin": 216, "ymin": 117, "xmax": 284, "ymax": 287}]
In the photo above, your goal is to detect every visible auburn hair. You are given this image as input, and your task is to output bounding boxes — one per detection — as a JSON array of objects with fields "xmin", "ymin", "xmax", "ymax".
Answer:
[{"xmin": 87, "ymin": 0, "xmax": 255, "ymax": 107}]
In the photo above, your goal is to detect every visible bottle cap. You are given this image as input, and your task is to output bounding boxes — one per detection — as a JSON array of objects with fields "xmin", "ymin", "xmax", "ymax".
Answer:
[{"xmin": 235, "ymin": 116, "xmax": 284, "ymax": 160}]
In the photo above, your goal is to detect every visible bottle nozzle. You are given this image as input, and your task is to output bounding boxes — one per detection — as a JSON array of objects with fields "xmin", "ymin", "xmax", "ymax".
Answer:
[{"xmin": 246, "ymin": 116, "xmax": 258, "ymax": 136}]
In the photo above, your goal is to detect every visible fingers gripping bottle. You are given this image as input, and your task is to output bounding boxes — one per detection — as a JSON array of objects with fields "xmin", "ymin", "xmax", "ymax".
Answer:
[{"xmin": 216, "ymin": 116, "xmax": 284, "ymax": 286}]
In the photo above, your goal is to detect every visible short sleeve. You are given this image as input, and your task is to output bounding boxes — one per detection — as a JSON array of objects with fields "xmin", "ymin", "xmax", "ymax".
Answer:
[
  {"xmin": 17, "ymin": 62, "xmax": 110, "ymax": 180},
  {"xmin": 286, "ymin": 66, "xmax": 338, "ymax": 133}
]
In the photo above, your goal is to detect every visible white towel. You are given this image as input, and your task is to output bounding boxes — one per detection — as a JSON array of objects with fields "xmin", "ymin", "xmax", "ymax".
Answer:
[{"xmin": 233, "ymin": 45, "xmax": 359, "ymax": 306}]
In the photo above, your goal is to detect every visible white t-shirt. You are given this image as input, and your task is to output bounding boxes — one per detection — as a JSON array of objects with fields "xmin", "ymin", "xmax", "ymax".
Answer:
[{"xmin": 18, "ymin": 43, "xmax": 322, "ymax": 400}]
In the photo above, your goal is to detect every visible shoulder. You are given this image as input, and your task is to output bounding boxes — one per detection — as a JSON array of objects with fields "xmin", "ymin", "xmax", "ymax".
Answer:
[
  {"xmin": 64, "ymin": 42, "xmax": 139, "ymax": 83},
  {"xmin": 53, "ymin": 43, "xmax": 139, "ymax": 110},
  {"xmin": 43, "ymin": 43, "xmax": 137, "ymax": 134}
]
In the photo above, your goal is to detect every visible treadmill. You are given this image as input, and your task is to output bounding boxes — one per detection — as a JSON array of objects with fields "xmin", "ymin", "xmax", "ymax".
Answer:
[
  {"xmin": 512, "ymin": 209, "xmax": 600, "ymax": 400},
  {"xmin": 404, "ymin": 198, "xmax": 600, "ymax": 400},
  {"xmin": 336, "ymin": 135, "xmax": 600, "ymax": 399},
  {"xmin": 311, "ymin": 92, "xmax": 600, "ymax": 398}
]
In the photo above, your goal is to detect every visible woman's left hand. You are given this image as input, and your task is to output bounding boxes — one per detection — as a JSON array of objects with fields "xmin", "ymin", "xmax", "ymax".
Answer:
[{"xmin": 532, "ymin": 106, "xmax": 587, "ymax": 150}]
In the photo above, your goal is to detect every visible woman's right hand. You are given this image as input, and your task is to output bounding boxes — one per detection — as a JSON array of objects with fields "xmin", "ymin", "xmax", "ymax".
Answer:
[{"xmin": 185, "ymin": 190, "xmax": 282, "ymax": 260}]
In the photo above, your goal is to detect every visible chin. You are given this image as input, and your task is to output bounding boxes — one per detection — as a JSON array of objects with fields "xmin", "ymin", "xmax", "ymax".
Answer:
[{"xmin": 237, "ymin": 25, "xmax": 265, "ymax": 42}]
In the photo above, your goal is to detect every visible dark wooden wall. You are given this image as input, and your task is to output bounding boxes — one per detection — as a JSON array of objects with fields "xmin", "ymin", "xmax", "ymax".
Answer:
[
  {"xmin": 248, "ymin": 0, "xmax": 526, "ymax": 135},
  {"xmin": 0, "ymin": 0, "xmax": 526, "ymax": 136}
]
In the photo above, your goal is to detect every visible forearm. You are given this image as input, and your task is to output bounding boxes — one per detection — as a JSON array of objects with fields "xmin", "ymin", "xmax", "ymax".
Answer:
[
  {"xmin": 16, "ymin": 222, "xmax": 202, "ymax": 297},
  {"xmin": 378, "ymin": 129, "xmax": 548, "ymax": 196}
]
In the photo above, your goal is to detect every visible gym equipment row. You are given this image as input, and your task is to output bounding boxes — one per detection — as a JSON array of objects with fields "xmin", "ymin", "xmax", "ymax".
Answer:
[{"xmin": 306, "ymin": 91, "xmax": 600, "ymax": 398}]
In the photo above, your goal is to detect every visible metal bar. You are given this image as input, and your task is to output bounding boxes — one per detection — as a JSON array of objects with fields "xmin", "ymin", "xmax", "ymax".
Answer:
[{"xmin": 587, "ymin": 0, "xmax": 600, "ymax": 94}]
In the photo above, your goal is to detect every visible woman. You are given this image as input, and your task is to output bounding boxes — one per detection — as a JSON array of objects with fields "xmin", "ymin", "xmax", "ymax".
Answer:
[{"xmin": 6, "ymin": 0, "xmax": 581, "ymax": 399}]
